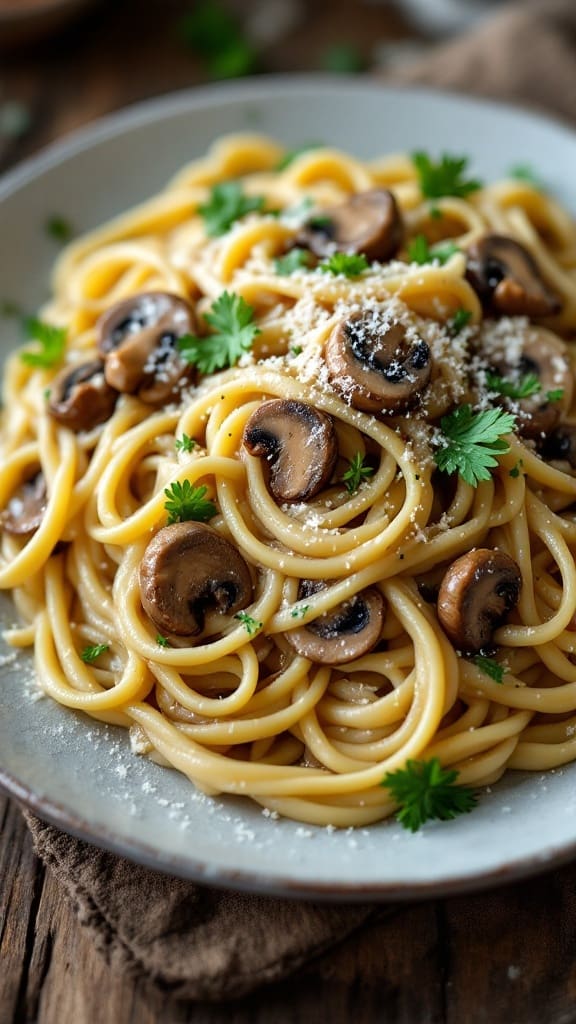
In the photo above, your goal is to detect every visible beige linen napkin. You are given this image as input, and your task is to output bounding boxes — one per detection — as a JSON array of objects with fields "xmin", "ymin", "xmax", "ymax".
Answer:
[{"xmin": 23, "ymin": 0, "xmax": 576, "ymax": 1001}]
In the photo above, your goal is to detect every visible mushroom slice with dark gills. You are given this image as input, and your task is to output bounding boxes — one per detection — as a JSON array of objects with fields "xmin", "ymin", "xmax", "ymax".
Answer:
[
  {"xmin": 466, "ymin": 235, "xmax": 561, "ymax": 318},
  {"xmin": 325, "ymin": 311, "xmax": 431, "ymax": 414},
  {"xmin": 2, "ymin": 471, "xmax": 47, "ymax": 536},
  {"xmin": 139, "ymin": 522, "xmax": 253, "ymax": 639},
  {"xmin": 242, "ymin": 399, "xmax": 338, "ymax": 503},
  {"xmin": 437, "ymin": 548, "xmax": 522, "ymax": 655},
  {"xmin": 48, "ymin": 360, "xmax": 118, "ymax": 431},
  {"xmin": 297, "ymin": 189, "xmax": 403, "ymax": 262},
  {"xmin": 541, "ymin": 423, "xmax": 576, "ymax": 470},
  {"xmin": 482, "ymin": 324, "xmax": 572, "ymax": 439},
  {"xmin": 97, "ymin": 292, "xmax": 195, "ymax": 405},
  {"xmin": 286, "ymin": 580, "xmax": 385, "ymax": 665}
]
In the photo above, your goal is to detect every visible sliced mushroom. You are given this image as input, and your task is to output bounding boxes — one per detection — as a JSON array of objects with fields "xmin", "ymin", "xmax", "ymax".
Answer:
[
  {"xmin": 48, "ymin": 360, "xmax": 118, "ymax": 431},
  {"xmin": 541, "ymin": 424, "xmax": 576, "ymax": 470},
  {"xmin": 139, "ymin": 522, "xmax": 253, "ymax": 638},
  {"xmin": 297, "ymin": 189, "xmax": 403, "ymax": 262},
  {"xmin": 437, "ymin": 548, "xmax": 522, "ymax": 654},
  {"xmin": 467, "ymin": 235, "xmax": 561, "ymax": 318},
  {"xmin": 242, "ymin": 399, "xmax": 338, "ymax": 503},
  {"xmin": 97, "ymin": 292, "xmax": 196, "ymax": 405},
  {"xmin": 483, "ymin": 325, "xmax": 572, "ymax": 439},
  {"xmin": 2, "ymin": 471, "xmax": 47, "ymax": 536},
  {"xmin": 325, "ymin": 311, "xmax": 431, "ymax": 414},
  {"xmin": 286, "ymin": 581, "xmax": 385, "ymax": 664}
]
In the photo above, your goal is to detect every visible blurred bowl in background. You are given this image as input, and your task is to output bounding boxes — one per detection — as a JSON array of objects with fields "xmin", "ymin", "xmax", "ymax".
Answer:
[{"xmin": 0, "ymin": 0, "xmax": 98, "ymax": 48}]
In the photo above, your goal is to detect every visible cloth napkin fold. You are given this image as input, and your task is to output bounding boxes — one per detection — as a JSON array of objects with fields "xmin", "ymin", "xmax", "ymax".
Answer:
[{"xmin": 22, "ymin": 0, "xmax": 576, "ymax": 1001}]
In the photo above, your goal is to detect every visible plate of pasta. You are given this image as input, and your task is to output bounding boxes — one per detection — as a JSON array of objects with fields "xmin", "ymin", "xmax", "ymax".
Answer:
[{"xmin": 3, "ymin": 77, "xmax": 576, "ymax": 898}]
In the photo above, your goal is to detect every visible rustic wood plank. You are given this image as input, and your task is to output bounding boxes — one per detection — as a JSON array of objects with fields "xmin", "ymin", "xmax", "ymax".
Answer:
[{"xmin": 0, "ymin": 794, "xmax": 46, "ymax": 1022}]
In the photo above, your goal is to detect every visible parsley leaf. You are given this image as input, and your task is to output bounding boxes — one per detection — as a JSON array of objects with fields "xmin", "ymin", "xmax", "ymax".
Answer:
[
  {"xmin": 164, "ymin": 481, "xmax": 216, "ymax": 524},
  {"xmin": 547, "ymin": 388, "xmax": 564, "ymax": 404},
  {"xmin": 175, "ymin": 434, "xmax": 196, "ymax": 454},
  {"xmin": 199, "ymin": 181, "xmax": 265, "ymax": 237},
  {"xmin": 509, "ymin": 459, "xmax": 524, "ymax": 479},
  {"xmin": 342, "ymin": 452, "xmax": 374, "ymax": 494},
  {"xmin": 473, "ymin": 654, "xmax": 505, "ymax": 684},
  {"xmin": 80, "ymin": 643, "xmax": 109, "ymax": 664},
  {"xmin": 20, "ymin": 318, "xmax": 67, "ymax": 369},
  {"xmin": 509, "ymin": 164, "xmax": 542, "ymax": 188},
  {"xmin": 235, "ymin": 611, "xmax": 263, "ymax": 636},
  {"xmin": 320, "ymin": 252, "xmax": 369, "ymax": 278},
  {"xmin": 274, "ymin": 248, "xmax": 312, "ymax": 275},
  {"xmin": 45, "ymin": 214, "xmax": 74, "ymax": 243},
  {"xmin": 177, "ymin": 1, "xmax": 257, "ymax": 79},
  {"xmin": 435, "ymin": 405, "xmax": 516, "ymax": 487},
  {"xmin": 450, "ymin": 308, "xmax": 472, "ymax": 334},
  {"xmin": 412, "ymin": 152, "xmax": 482, "ymax": 200},
  {"xmin": 178, "ymin": 291, "xmax": 260, "ymax": 375},
  {"xmin": 156, "ymin": 634, "xmax": 169, "ymax": 648},
  {"xmin": 407, "ymin": 234, "xmax": 460, "ymax": 266},
  {"xmin": 382, "ymin": 757, "xmax": 477, "ymax": 833},
  {"xmin": 290, "ymin": 604, "xmax": 310, "ymax": 619},
  {"xmin": 485, "ymin": 371, "xmax": 541, "ymax": 400},
  {"xmin": 276, "ymin": 143, "xmax": 322, "ymax": 171}
]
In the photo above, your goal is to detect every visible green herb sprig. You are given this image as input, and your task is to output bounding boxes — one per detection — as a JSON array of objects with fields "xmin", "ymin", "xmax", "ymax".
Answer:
[
  {"xmin": 412, "ymin": 152, "xmax": 482, "ymax": 200},
  {"xmin": 175, "ymin": 434, "xmax": 196, "ymax": 454},
  {"xmin": 164, "ymin": 481, "xmax": 216, "ymax": 524},
  {"xmin": 382, "ymin": 757, "xmax": 477, "ymax": 833},
  {"xmin": 80, "ymin": 643, "xmax": 109, "ymax": 664},
  {"xmin": 20, "ymin": 318, "xmax": 67, "ymax": 369},
  {"xmin": 199, "ymin": 181, "xmax": 264, "ymax": 237},
  {"xmin": 407, "ymin": 235, "xmax": 460, "ymax": 266},
  {"xmin": 235, "ymin": 611, "xmax": 262, "ymax": 636},
  {"xmin": 320, "ymin": 252, "xmax": 369, "ymax": 278},
  {"xmin": 274, "ymin": 248, "xmax": 312, "ymax": 276},
  {"xmin": 178, "ymin": 291, "xmax": 260, "ymax": 375},
  {"xmin": 473, "ymin": 655, "xmax": 505, "ymax": 684},
  {"xmin": 485, "ymin": 371, "xmax": 541, "ymax": 400},
  {"xmin": 342, "ymin": 453, "xmax": 374, "ymax": 494},
  {"xmin": 435, "ymin": 405, "xmax": 516, "ymax": 487}
]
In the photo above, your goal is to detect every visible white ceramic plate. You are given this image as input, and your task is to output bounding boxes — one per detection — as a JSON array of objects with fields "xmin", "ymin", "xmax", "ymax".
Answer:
[{"xmin": 2, "ymin": 78, "xmax": 576, "ymax": 900}]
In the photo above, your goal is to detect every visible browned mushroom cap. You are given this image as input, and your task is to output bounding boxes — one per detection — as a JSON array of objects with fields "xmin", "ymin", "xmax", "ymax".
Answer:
[
  {"xmin": 48, "ymin": 360, "xmax": 118, "ymax": 432},
  {"xmin": 485, "ymin": 326, "xmax": 572, "ymax": 439},
  {"xmin": 242, "ymin": 399, "xmax": 338, "ymax": 503},
  {"xmin": 541, "ymin": 423, "xmax": 576, "ymax": 469},
  {"xmin": 325, "ymin": 311, "xmax": 431, "ymax": 414},
  {"xmin": 97, "ymin": 292, "xmax": 195, "ymax": 405},
  {"xmin": 467, "ymin": 235, "xmax": 561, "ymax": 318},
  {"xmin": 286, "ymin": 583, "xmax": 385, "ymax": 665},
  {"xmin": 139, "ymin": 522, "xmax": 253, "ymax": 638},
  {"xmin": 437, "ymin": 548, "xmax": 522, "ymax": 654},
  {"xmin": 297, "ymin": 189, "xmax": 403, "ymax": 262},
  {"xmin": 1, "ymin": 471, "xmax": 47, "ymax": 536}
]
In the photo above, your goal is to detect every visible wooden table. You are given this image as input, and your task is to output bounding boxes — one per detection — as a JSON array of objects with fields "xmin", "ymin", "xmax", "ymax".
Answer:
[{"xmin": 1, "ymin": 2, "xmax": 576, "ymax": 1021}]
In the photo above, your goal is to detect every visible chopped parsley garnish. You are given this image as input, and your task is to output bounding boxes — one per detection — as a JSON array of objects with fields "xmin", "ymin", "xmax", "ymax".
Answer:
[
  {"xmin": 177, "ymin": 1, "xmax": 257, "ymax": 79},
  {"xmin": 342, "ymin": 452, "xmax": 374, "ymax": 494},
  {"xmin": 45, "ymin": 215, "xmax": 74, "ymax": 243},
  {"xmin": 320, "ymin": 252, "xmax": 369, "ymax": 278},
  {"xmin": 450, "ymin": 308, "xmax": 473, "ymax": 334},
  {"xmin": 412, "ymin": 152, "xmax": 482, "ymax": 200},
  {"xmin": 290, "ymin": 604, "xmax": 310, "ymax": 619},
  {"xmin": 156, "ymin": 634, "xmax": 169, "ymax": 648},
  {"xmin": 274, "ymin": 248, "xmax": 312, "ymax": 275},
  {"xmin": 407, "ymin": 234, "xmax": 460, "ymax": 266},
  {"xmin": 308, "ymin": 214, "xmax": 333, "ymax": 231},
  {"xmin": 175, "ymin": 433, "xmax": 196, "ymax": 454},
  {"xmin": 547, "ymin": 388, "xmax": 564, "ymax": 404},
  {"xmin": 435, "ymin": 405, "xmax": 516, "ymax": 487},
  {"xmin": 509, "ymin": 164, "xmax": 542, "ymax": 188},
  {"xmin": 509, "ymin": 459, "xmax": 524, "ymax": 479},
  {"xmin": 381, "ymin": 757, "xmax": 477, "ymax": 833},
  {"xmin": 276, "ymin": 143, "xmax": 322, "ymax": 171},
  {"xmin": 20, "ymin": 318, "xmax": 67, "ymax": 369},
  {"xmin": 290, "ymin": 345, "xmax": 303, "ymax": 356},
  {"xmin": 485, "ymin": 371, "xmax": 541, "ymax": 400},
  {"xmin": 199, "ymin": 181, "xmax": 265, "ymax": 237},
  {"xmin": 178, "ymin": 291, "xmax": 260, "ymax": 374},
  {"xmin": 163, "ymin": 481, "xmax": 216, "ymax": 524},
  {"xmin": 322, "ymin": 43, "xmax": 366, "ymax": 73},
  {"xmin": 235, "ymin": 611, "xmax": 263, "ymax": 636},
  {"xmin": 473, "ymin": 654, "xmax": 505, "ymax": 684},
  {"xmin": 80, "ymin": 643, "xmax": 109, "ymax": 664}
]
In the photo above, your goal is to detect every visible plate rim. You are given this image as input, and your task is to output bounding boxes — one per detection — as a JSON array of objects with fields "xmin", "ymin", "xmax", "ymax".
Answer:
[{"xmin": 2, "ymin": 75, "xmax": 576, "ymax": 900}]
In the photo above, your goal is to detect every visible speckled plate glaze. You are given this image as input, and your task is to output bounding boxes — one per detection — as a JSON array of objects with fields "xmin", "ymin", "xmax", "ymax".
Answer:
[{"xmin": 2, "ymin": 79, "xmax": 576, "ymax": 900}]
